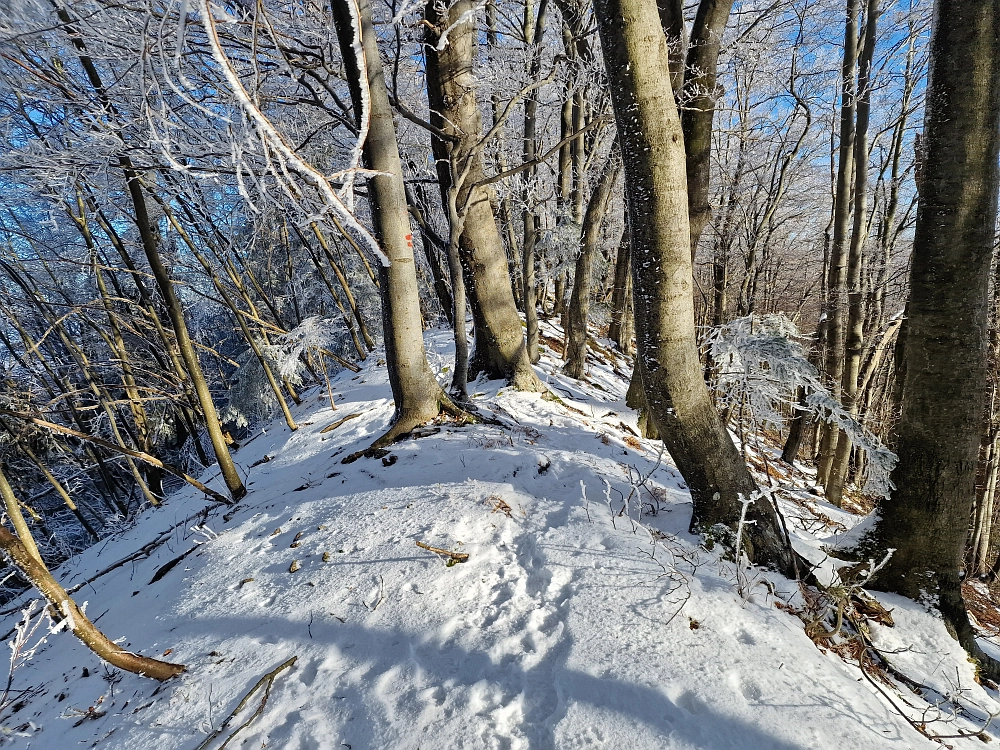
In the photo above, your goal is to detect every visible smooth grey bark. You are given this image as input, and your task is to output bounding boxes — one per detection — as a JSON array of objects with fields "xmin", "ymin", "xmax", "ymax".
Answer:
[
  {"xmin": 826, "ymin": 0, "xmax": 878, "ymax": 507},
  {"xmin": 608, "ymin": 217, "xmax": 633, "ymax": 354},
  {"xmin": 593, "ymin": 0, "xmax": 794, "ymax": 573},
  {"xmin": 679, "ymin": 0, "xmax": 736, "ymax": 259},
  {"xmin": 423, "ymin": 0, "xmax": 544, "ymax": 392},
  {"xmin": 859, "ymin": 0, "xmax": 1000, "ymax": 679},
  {"xmin": 564, "ymin": 147, "xmax": 621, "ymax": 379},
  {"xmin": 332, "ymin": 0, "xmax": 459, "ymax": 442},
  {"xmin": 817, "ymin": 0, "xmax": 862, "ymax": 490},
  {"xmin": 522, "ymin": 0, "xmax": 548, "ymax": 364}
]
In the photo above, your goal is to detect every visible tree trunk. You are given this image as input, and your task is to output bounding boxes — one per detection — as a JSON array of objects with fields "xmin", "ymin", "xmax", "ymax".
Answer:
[
  {"xmin": 816, "ymin": 0, "xmax": 861, "ymax": 490},
  {"xmin": 679, "ymin": 0, "xmax": 736, "ymax": 259},
  {"xmin": 423, "ymin": 0, "xmax": 543, "ymax": 392},
  {"xmin": 332, "ymin": 0, "xmax": 457, "ymax": 443},
  {"xmin": 608, "ymin": 218, "xmax": 633, "ymax": 354},
  {"xmin": 52, "ymin": 6, "xmax": 245, "ymax": 501},
  {"xmin": 656, "ymin": 0, "xmax": 686, "ymax": 94},
  {"xmin": 860, "ymin": 0, "xmax": 1000, "ymax": 678},
  {"xmin": 827, "ymin": 0, "xmax": 878, "ymax": 507},
  {"xmin": 594, "ymin": 0, "xmax": 794, "ymax": 573},
  {"xmin": 522, "ymin": 0, "xmax": 548, "ymax": 364},
  {"xmin": 0, "ymin": 519, "xmax": 183, "ymax": 680},
  {"xmin": 565, "ymin": 148, "xmax": 621, "ymax": 379},
  {"xmin": 125, "ymin": 176, "xmax": 246, "ymax": 501}
]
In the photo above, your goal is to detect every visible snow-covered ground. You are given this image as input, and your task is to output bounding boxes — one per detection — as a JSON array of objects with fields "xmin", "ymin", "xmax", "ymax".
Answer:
[{"xmin": 1, "ymin": 328, "xmax": 999, "ymax": 749}]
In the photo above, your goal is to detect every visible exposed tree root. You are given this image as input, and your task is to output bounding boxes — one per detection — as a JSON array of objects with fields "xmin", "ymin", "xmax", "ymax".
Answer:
[{"xmin": 341, "ymin": 398, "xmax": 477, "ymax": 464}]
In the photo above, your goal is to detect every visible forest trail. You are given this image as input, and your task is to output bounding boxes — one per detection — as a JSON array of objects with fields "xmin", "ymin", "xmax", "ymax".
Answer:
[{"xmin": 0, "ymin": 329, "xmax": 997, "ymax": 749}]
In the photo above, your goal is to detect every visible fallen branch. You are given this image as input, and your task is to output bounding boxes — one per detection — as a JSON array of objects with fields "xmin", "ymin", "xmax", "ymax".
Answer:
[
  {"xmin": 0, "ymin": 505, "xmax": 222, "ymax": 631},
  {"xmin": 415, "ymin": 541, "xmax": 469, "ymax": 563},
  {"xmin": 0, "ymin": 527, "xmax": 184, "ymax": 680},
  {"xmin": 195, "ymin": 656, "xmax": 298, "ymax": 750},
  {"xmin": 320, "ymin": 412, "xmax": 362, "ymax": 434}
]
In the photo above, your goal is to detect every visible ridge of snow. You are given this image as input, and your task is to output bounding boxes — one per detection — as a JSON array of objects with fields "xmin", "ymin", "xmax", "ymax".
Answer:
[{"xmin": 1, "ymin": 328, "xmax": 997, "ymax": 749}]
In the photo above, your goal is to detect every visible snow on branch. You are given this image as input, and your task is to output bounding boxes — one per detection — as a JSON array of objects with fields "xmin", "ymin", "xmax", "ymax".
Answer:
[
  {"xmin": 705, "ymin": 314, "xmax": 897, "ymax": 497},
  {"xmin": 192, "ymin": 0, "xmax": 390, "ymax": 266}
]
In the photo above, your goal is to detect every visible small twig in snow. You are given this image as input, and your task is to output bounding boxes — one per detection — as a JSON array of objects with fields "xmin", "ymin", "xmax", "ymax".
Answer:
[
  {"xmin": 194, "ymin": 656, "xmax": 297, "ymax": 750},
  {"xmin": 415, "ymin": 541, "xmax": 469, "ymax": 563}
]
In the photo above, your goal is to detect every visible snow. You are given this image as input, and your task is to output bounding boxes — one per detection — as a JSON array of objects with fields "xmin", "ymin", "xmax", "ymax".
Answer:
[{"xmin": 1, "ymin": 328, "xmax": 999, "ymax": 749}]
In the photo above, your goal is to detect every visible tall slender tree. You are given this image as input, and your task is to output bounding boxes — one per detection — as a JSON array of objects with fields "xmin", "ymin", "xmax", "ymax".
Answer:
[
  {"xmin": 332, "ymin": 0, "xmax": 462, "ymax": 449},
  {"xmin": 423, "ymin": 0, "xmax": 544, "ymax": 392}
]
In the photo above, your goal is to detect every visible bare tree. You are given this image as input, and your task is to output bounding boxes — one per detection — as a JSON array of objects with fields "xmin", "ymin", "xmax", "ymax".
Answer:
[
  {"xmin": 593, "ymin": 0, "xmax": 794, "ymax": 572},
  {"xmin": 859, "ymin": 0, "xmax": 1000, "ymax": 678}
]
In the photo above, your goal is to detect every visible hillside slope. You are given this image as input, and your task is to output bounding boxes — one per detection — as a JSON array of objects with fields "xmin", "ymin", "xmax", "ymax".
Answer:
[{"xmin": 1, "ymin": 330, "xmax": 997, "ymax": 749}]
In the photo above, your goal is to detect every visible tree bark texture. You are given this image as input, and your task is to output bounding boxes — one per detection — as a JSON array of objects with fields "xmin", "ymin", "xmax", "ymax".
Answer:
[
  {"xmin": 333, "ymin": 0, "xmax": 455, "ymax": 440},
  {"xmin": 565, "ymin": 147, "xmax": 621, "ymax": 379},
  {"xmin": 594, "ymin": 0, "xmax": 794, "ymax": 573},
  {"xmin": 424, "ymin": 0, "xmax": 543, "ymax": 391},
  {"xmin": 862, "ymin": 0, "xmax": 1000, "ymax": 677},
  {"xmin": 817, "ymin": 0, "xmax": 861, "ymax": 490},
  {"xmin": 679, "ymin": 0, "xmax": 736, "ymax": 258}
]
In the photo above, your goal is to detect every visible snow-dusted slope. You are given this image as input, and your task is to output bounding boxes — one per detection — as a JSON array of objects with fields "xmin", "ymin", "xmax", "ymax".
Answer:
[{"xmin": 2, "ymin": 330, "xmax": 998, "ymax": 749}]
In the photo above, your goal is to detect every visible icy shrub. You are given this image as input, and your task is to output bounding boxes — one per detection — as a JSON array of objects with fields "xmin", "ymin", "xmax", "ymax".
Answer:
[
  {"xmin": 223, "ymin": 317, "xmax": 339, "ymax": 429},
  {"xmin": 704, "ymin": 314, "xmax": 897, "ymax": 497}
]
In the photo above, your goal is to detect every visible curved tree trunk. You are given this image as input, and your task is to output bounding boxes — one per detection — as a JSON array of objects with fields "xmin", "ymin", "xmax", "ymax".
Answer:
[
  {"xmin": 860, "ymin": 0, "xmax": 1000, "ymax": 679},
  {"xmin": 0, "ymin": 522, "xmax": 184, "ymax": 680},
  {"xmin": 0, "ymin": 467, "xmax": 183, "ymax": 680},
  {"xmin": 594, "ymin": 0, "xmax": 794, "ymax": 573}
]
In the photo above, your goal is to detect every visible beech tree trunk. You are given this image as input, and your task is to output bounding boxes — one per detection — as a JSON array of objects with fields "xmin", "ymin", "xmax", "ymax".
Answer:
[
  {"xmin": 860, "ymin": 0, "xmax": 1000, "ymax": 678},
  {"xmin": 594, "ymin": 0, "xmax": 794, "ymax": 573},
  {"xmin": 423, "ymin": 0, "xmax": 543, "ymax": 392},
  {"xmin": 565, "ymin": 148, "xmax": 621, "ymax": 379},
  {"xmin": 521, "ymin": 0, "xmax": 548, "ymax": 364},
  {"xmin": 826, "ymin": 0, "xmax": 878, "ymax": 507},
  {"xmin": 679, "ymin": 0, "xmax": 736, "ymax": 258},
  {"xmin": 608, "ymin": 218, "xmax": 633, "ymax": 354},
  {"xmin": 332, "ymin": 0, "xmax": 456, "ymax": 442},
  {"xmin": 816, "ymin": 0, "xmax": 861, "ymax": 490}
]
